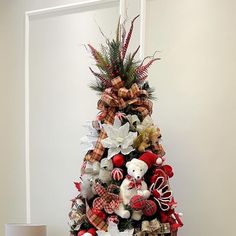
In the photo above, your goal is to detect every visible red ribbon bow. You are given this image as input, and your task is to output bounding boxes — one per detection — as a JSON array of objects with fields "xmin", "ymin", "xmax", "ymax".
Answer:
[
  {"xmin": 126, "ymin": 175, "xmax": 144, "ymax": 190},
  {"xmin": 87, "ymin": 77, "xmax": 152, "ymax": 163},
  {"xmin": 93, "ymin": 183, "xmax": 120, "ymax": 214}
]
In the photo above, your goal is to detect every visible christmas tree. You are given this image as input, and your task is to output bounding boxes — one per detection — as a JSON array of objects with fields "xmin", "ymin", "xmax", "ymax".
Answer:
[{"xmin": 68, "ymin": 16, "xmax": 183, "ymax": 236}]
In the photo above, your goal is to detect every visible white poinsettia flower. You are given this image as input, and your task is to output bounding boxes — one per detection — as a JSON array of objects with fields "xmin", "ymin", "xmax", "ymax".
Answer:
[
  {"xmin": 101, "ymin": 117, "xmax": 137, "ymax": 159},
  {"xmin": 80, "ymin": 121, "xmax": 101, "ymax": 155},
  {"xmin": 96, "ymin": 222, "xmax": 134, "ymax": 236},
  {"xmin": 125, "ymin": 114, "xmax": 140, "ymax": 131},
  {"xmin": 136, "ymin": 115, "xmax": 155, "ymax": 132}
]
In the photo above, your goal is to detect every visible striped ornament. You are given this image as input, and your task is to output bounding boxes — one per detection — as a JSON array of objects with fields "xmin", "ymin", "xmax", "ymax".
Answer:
[{"xmin": 111, "ymin": 168, "xmax": 124, "ymax": 181}]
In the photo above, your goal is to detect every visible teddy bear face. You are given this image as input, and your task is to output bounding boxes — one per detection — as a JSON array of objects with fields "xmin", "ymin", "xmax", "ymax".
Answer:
[
  {"xmin": 100, "ymin": 158, "xmax": 113, "ymax": 171},
  {"xmin": 126, "ymin": 159, "xmax": 148, "ymax": 180}
]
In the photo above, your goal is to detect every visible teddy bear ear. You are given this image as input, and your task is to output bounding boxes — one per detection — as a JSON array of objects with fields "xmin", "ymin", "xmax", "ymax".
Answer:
[{"xmin": 126, "ymin": 161, "xmax": 131, "ymax": 168}]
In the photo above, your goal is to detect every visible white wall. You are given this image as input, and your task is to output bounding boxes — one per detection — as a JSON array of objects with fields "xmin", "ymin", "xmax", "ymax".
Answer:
[
  {"xmin": 29, "ymin": 4, "xmax": 120, "ymax": 235},
  {"xmin": 146, "ymin": 0, "xmax": 236, "ymax": 235},
  {"xmin": 1, "ymin": 0, "xmax": 236, "ymax": 236},
  {"xmin": 0, "ymin": 1, "xmax": 92, "ymax": 236}
]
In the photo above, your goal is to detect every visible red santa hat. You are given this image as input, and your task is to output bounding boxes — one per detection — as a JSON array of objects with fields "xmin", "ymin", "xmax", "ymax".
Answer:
[{"xmin": 139, "ymin": 151, "xmax": 163, "ymax": 169}]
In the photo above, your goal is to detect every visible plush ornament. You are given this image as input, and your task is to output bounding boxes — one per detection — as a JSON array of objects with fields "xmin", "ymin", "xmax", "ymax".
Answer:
[
  {"xmin": 112, "ymin": 154, "xmax": 125, "ymax": 167},
  {"xmin": 134, "ymin": 126, "xmax": 161, "ymax": 152},
  {"xmin": 80, "ymin": 174, "xmax": 95, "ymax": 199},
  {"xmin": 98, "ymin": 158, "xmax": 113, "ymax": 184},
  {"xmin": 139, "ymin": 151, "xmax": 162, "ymax": 168},
  {"xmin": 114, "ymin": 158, "xmax": 150, "ymax": 220},
  {"xmin": 111, "ymin": 168, "xmax": 124, "ymax": 181},
  {"xmin": 79, "ymin": 160, "xmax": 102, "ymax": 199},
  {"xmin": 130, "ymin": 195, "xmax": 146, "ymax": 211},
  {"xmin": 143, "ymin": 200, "xmax": 157, "ymax": 217},
  {"xmin": 82, "ymin": 161, "xmax": 100, "ymax": 176},
  {"xmin": 133, "ymin": 132, "xmax": 150, "ymax": 152}
]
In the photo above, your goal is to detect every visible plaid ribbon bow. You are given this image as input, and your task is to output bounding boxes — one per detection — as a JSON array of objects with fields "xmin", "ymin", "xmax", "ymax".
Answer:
[
  {"xmin": 93, "ymin": 183, "xmax": 120, "ymax": 214},
  {"xmin": 126, "ymin": 174, "xmax": 144, "ymax": 190},
  {"xmin": 141, "ymin": 219, "xmax": 161, "ymax": 236},
  {"xmin": 136, "ymin": 221, "xmax": 171, "ymax": 236},
  {"xmin": 86, "ymin": 201, "xmax": 108, "ymax": 231},
  {"xmin": 100, "ymin": 77, "xmax": 153, "ymax": 119},
  {"xmin": 87, "ymin": 77, "xmax": 153, "ymax": 162}
]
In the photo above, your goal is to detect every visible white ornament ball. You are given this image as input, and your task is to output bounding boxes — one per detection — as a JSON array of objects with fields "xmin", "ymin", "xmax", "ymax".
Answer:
[
  {"xmin": 83, "ymin": 233, "xmax": 92, "ymax": 236},
  {"xmin": 156, "ymin": 157, "xmax": 163, "ymax": 165}
]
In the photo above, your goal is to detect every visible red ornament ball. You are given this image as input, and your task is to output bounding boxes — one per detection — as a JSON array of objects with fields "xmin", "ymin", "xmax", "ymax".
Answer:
[
  {"xmin": 130, "ymin": 195, "xmax": 146, "ymax": 211},
  {"xmin": 111, "ymin": 168, "xmax": 124, "ymax": 181},
  {"xmin": 77, "ymin": 230, "xmax": 87, "ymax": 236},
  {"xmin": 87, "ymin": 228, "xmax": 96, "ymax": 236},
  {"xmin": 112, "ymin": 154, "xmax": 125, "ymax": 167},
  {"xmin": 143, "ymin": 200, "xmax": 157, "ymax": 217}
]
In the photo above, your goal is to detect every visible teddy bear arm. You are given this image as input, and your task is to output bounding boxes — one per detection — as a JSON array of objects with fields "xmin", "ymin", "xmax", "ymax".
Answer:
[{"xmin": 114, "ymin": 203, "xmax": 130, "ymax": 219}]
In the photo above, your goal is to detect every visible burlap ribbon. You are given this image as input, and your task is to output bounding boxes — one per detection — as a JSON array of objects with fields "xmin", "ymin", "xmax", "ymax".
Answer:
[
  {"xmin": 86, "ymin": 77, "xmax": 153, "ymax": 162},
  {"xmin": 141, "ymin": 219, "xmax": 161, "ymax": 236},
  {"xmin": 136, "ymin": 220, "xmax": 171, "ymax": 236}
]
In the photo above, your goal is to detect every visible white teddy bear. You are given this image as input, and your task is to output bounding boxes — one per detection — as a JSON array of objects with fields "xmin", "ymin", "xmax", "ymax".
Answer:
[
  {"xmin": 80, "ymin": 158, "xmax": 113, "ymax": 199},
  {"xmin": 115, "ymin": 152, "xmax": 159, "ymax": 220},
  {"xmin": 115, "ymin": 159, "xmax": 150, "ymax": 220},
  {"xmin": 80, "ymin": 161, "xmax": 100, "ymax": 199},
  {"xmin": 98, "ymin": 158, "xmax": 113, "ymax": 184}
]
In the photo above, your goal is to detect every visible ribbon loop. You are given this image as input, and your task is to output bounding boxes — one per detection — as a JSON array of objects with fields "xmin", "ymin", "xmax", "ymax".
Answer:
[
  {"xmin": 87, "ymin": 76, "xmax": 153, "ymax": 162},
  {"xmin": 93, "ymin": 183, "xmax": 120, "ymax": 214},
  {"xmin": 142, "ymin": 219, "xmax": 161, "ymax": 235}
]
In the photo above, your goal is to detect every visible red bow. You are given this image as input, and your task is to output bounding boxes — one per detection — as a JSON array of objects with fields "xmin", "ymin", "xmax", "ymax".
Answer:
[
  {"xmin": 126, "ymin": 175, "xmax": 143, "ymax": 190},
  {"xmin": 93, "ymin": 183, "xmax": 120, "ymax": 214}
]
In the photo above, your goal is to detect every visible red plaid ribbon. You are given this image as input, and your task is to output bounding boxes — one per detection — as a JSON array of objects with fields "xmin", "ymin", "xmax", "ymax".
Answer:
[
  {"xmin": 126, "ymin": 175, "xmax": 144, "ymax": 190},
  {"xmin": 86, "ymin": 202, "xmax": 108, "ymax": 231},
  {"xmin": 88, "ymin": 77, "xmax": 152, "ymax": 162},
  {"xmin": 93, "ymin": 183, "xmax": 120, "ymax": 214}
]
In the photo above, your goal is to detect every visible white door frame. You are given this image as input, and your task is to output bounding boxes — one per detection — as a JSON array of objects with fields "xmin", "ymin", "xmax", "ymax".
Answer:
[{"xmin": 24, "ymin": 0, "xmax": 148, "ymax": 223}]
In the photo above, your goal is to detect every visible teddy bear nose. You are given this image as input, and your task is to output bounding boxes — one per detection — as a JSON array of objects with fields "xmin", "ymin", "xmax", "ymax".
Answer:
[{"xmin": 137, "ymin": 176, "xmax": 140, "ymax": 179}]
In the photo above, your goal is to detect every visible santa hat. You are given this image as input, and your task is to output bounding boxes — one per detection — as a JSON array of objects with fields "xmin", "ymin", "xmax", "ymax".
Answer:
[{"xmin": 139, "ymin": 151, "xmax": 163, "ymax": 169}]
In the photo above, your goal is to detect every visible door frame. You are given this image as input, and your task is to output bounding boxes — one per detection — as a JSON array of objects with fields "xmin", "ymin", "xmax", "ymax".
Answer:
[{"xmin": 24, "ymin": 0, "xmax": 148, "ymax": 223}]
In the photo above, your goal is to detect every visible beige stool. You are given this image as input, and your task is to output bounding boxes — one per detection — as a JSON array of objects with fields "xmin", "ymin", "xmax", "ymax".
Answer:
[{"xmin": 5, "ymin": 224, "xmax": 47, "ymax": 236}]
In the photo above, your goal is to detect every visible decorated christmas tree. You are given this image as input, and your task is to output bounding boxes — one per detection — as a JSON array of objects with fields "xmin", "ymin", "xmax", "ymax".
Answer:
[{"xmin": 68, "ymin": 16, "xmax": 183, "ymax": 236}]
